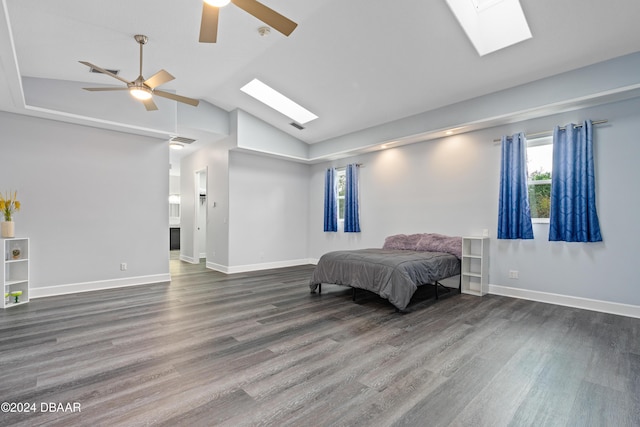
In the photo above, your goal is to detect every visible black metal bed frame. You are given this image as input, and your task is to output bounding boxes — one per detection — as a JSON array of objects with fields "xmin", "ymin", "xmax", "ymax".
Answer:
[{"xmin": 315, "ymin": 273, "xmax": 462, "ymax": 309}]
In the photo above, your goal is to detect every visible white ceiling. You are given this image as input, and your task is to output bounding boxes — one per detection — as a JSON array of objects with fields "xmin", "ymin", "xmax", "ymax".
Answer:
[{"xmin": 2, "ymin": 0, "xmax": 640, "ymax": 148}]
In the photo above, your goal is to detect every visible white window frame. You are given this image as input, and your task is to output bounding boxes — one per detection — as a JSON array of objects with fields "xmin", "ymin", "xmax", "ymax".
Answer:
[{"xmin": 527, "ymin": 136, "xmax": 552, "ymax": 224}]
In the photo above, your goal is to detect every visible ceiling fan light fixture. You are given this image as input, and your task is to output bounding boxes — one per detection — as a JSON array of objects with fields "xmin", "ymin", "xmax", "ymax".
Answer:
[
  {"xmin": 169, "ymin": 142, "xmax": 185, "ymax": 150},
  {"xmin": 129, "ymin": 87, "xmax": 152, "ymax": 101},
  {"xmin": 81, "ymin": 35, "xmax": 198, "ymax": 111},
  {"xmin": 204, "ymin": 0, "xmax": 231, "ymax": 7}
]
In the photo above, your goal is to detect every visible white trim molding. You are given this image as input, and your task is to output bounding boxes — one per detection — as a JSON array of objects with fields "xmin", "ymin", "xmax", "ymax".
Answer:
[
  {"xmin": 30, "ymin": 274, "xmax": 171, "ymax": 299},
  {"xmin": 180, "ymin": 254, "xmax": 198, "ymax": 264},
  {"xmin": 207, "ymin": 258, "xmax": 315, "ymax": 274},
  {"xmin": 489, "ymin": 284, "xmax": 640, "ymax": 319}
]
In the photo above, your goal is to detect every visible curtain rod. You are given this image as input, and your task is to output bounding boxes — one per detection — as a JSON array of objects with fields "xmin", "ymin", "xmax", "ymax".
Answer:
[
  {"xmin": 335, "ymin": 163, "xmax": 363, "ymax": 171},
  {"xmin": 492, "ymin": 119, "xmax": 608, "ymax": 143}
]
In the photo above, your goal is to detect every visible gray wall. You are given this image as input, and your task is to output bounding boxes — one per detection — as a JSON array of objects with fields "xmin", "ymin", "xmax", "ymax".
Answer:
[
  {"xmin": 5, "ymin": 78, "xmax": 638, "ymax": 310},
  {"xmin": 22, "ymin": 77, "xmax": 177, "ymax": 134},
  {"xmin": 236, "ymin": 110, "xmax": 309, "ymax": 160},
  {"xmin": 493, "ymin": 97, "xmax": 639, "ymax": 304},
  {"xmin": 178, "ymin": 106, "xmax": 312, "ymax": 272},
  {"xmin": 180, "ymin": 136, "xmax": 233, "ymax": 267},
  {"xmin": 0, "ymin": 111, "xmax": 169, "ymax": 291},
  {"xmin": 228, "ymin": 150, "xmax": 309, "ymax": 269},
  {"xmin": 309, "ymin": 96, "xmax": 640, "ymax": 307}
]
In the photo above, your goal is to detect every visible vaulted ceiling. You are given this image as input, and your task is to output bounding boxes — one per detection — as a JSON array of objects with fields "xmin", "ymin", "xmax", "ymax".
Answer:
[{"xmin": 1, "ymin": 0, "xmax": 640, "ymax": 149}]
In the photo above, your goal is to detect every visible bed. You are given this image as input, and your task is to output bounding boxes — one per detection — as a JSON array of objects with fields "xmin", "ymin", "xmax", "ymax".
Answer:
[{"xmin": 309, "ymin": 233, "xmax": 462, "ymax": 311}]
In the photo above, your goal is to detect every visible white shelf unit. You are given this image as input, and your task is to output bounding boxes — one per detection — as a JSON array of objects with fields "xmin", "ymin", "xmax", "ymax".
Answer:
[
  {"xmin": 2, "ymin": 237, "xmax": 30, "ymax": 308},
  {"xmin": 461, "ymin": 236, "xmax": 489, "ymax": 296}
]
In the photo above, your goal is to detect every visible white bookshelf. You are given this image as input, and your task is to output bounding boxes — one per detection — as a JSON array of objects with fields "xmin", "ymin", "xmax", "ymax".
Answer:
[
  {"xmin": 2, "ymin": 237, "xmax": 30, "ymax": 308},
  {"xmin": 461, "ymin": 236, "xmax": 489, "ymax": 296}
]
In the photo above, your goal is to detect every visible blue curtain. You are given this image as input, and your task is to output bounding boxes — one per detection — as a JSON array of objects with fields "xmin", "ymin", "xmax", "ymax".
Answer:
[
  {"xmin": 549, "ymin": 120, "xmax": 602, "ymax": 242},
  {"xmin": 323, "ymin": 168, "xmax": 337, "ymax": 232},
  {"xmin": 344, "ymin": 163, "xmax": 361, "ymax": 232},
  {"xmin": 497, "ymin": 132, "xmax": 534, "ymax": 239}
]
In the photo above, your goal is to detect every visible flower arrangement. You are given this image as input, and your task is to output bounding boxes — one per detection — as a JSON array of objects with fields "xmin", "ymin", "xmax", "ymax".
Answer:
[{"xmin": 0, "ymin": 191, "xmax": 21, "ymax": 221}]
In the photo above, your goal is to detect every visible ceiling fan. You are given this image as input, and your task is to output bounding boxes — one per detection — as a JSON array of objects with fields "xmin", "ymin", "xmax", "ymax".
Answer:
[
  {"xmin": 80, "ymin": 35, "xmax": 200, "ymax": 111},
  {"xmin": 199, "ymin": 0, "xmax": 297, "ymax": 43}
]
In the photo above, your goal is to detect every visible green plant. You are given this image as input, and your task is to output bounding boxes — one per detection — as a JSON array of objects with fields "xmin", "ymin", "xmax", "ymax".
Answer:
[
  {"xmin": 528, "ymin": 170, "xmax": 551, "ymax": 218},
  {"xmin": 0, "ymin": 191, "xmax": 20, "ymax": 221}
]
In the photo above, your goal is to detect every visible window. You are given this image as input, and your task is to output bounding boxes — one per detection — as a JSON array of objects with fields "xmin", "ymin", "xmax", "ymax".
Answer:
[
  {"xmin": 337, "ymin": 169, "xmax": 346, "ymax": 222},
  {"xmin": 527, "ymin": 136, "xmax": 552, "ymax": 222}
]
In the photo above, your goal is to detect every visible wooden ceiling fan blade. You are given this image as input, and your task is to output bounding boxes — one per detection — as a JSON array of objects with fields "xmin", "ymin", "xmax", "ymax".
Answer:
[
  {"xmin": 143, "ymin": 98, "xmax": 159, "ymax": 111},
  {"xmin": 154, "ymin": 90, "xmax": 200, "ymax": 107},
  {"xmin": 79, "ymin": 61, "xmax": 131, "ymax": 84},
  {"xmin": 82, "ymin": 87, "xmax": 128, "ymax": 91},
  {"xmin": 232, "ymin": 0, "xmax": 297, "ymax": 36},
  {"xmin": 199, "ymin": 3, "xmax": 220, "ymax": 43},
  {"xmin": 144, "ymin": 69, "xmax": 175, "ymax": 89}
]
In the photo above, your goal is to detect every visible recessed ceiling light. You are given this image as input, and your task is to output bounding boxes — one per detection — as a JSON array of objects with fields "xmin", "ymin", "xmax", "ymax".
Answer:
[
  {"xmin": 446, "ymin": 0, "xmax": 532, "ymax": 56},
  {"xmin": 240, "ymin": 78, "xmax": 318, "ymax": 124},
  {"xmin": 381, "ymin": 142, "xmax": 396, "ymax": 149}
]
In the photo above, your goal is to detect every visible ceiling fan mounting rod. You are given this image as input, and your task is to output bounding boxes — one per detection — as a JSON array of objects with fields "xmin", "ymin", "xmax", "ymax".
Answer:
[{"xmin": 134, "ymin": 34, "xmax": 148, "ymax": 78}]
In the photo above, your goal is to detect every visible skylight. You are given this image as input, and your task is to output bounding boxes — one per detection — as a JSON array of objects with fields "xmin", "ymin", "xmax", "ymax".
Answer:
[
  {"xmin": 446, "ymin": 0, "xmax": 532, "ymax": 56},
  {"xmin": 240, "ymin": 79, "xmax": 318, "ymax": 125}
]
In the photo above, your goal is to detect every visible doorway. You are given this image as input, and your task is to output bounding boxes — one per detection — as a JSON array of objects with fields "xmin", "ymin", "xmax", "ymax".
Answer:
[{"xmin": 194, "ymin": 168, "xmax": 207, "ymax": 263}]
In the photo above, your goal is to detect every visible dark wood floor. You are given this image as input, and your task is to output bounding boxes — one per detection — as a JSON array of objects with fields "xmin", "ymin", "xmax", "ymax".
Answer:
[{"xmin": 1, "ymin": 253, "xmax": 639, "ymax": 426}]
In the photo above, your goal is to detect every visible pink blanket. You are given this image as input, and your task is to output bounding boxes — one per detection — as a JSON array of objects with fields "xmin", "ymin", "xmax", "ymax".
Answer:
[{"xmin": 382, "ymin": 233, "xmax": 462, "ymax": 259}]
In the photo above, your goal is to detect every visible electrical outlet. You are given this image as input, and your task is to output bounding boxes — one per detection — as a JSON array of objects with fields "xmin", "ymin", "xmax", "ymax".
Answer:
[
  {"xmin": 509, "ymin": 270, "xmax": 519, "ymax": 279},
  {"xmin": 120, "ymin": 263, "xmax": 127, "ymax": 271}
]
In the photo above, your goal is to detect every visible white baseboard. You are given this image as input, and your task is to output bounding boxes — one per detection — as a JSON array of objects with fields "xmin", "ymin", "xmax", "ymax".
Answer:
[
  {"xmin": 206, "ymin": 261, "xmax": 228, "ymax": 273},
  {"xmin": 30, "ymin": 274, "xmax": 171, "ymax": 299},
  {"xmin": 207, "ymin": 258, "xmax": 315, "ymax": 274},
  {"xmin": 30, "ymin": 270, "xmax": 638, "ymax": 319},
  {"xmin": 180, "ymin": 254, "xmax": 197, "ymax": 264},
  {"xmin": 489, "ymin": 284, "xmax": 640, "ymax": 319}
]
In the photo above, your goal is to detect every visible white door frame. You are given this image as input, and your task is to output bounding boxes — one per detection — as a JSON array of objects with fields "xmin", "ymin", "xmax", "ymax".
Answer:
[{"xmin": 194, "ymin": 167, "xmax": 207, "ymax": 263}]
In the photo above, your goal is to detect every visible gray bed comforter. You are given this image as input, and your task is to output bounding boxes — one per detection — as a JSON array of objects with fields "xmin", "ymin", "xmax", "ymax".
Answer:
[{"xmin": 309, "ymin": 249, "xmax": 460, "ymax": 310}]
